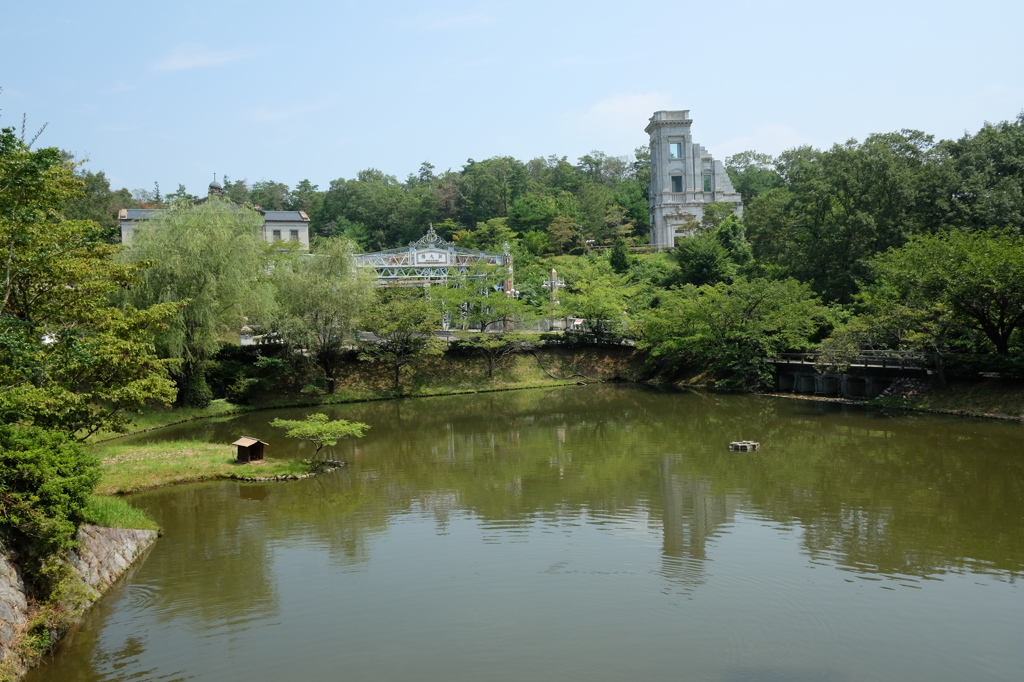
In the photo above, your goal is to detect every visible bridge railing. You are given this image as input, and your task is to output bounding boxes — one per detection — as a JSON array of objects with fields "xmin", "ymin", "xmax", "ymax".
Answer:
[{"xmin": 768, "ymin": 351, "xmax": 930, "ymax": 371}]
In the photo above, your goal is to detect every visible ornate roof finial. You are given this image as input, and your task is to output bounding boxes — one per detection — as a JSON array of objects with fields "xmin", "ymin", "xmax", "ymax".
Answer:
[{"xmin": 410, "ymin": 223, "xmax": 452, "ymax": 246}]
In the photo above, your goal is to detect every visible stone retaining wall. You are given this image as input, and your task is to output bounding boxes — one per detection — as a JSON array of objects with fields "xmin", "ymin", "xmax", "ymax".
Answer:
[
  {"xmin": 0, "ymin": 551, "xmax": 28, "ymax": 668},
  {"xmin": 0, "ymin": 526, "xmax": 157, "ymax": 677}
]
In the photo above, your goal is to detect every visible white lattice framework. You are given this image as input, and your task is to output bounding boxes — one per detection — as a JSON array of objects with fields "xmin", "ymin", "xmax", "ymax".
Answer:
[{"xmin": 354, "ymin": 226, "xmax": 513, "ymax": 290}]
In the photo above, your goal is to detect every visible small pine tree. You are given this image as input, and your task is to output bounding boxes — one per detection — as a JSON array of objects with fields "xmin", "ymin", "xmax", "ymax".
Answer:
[{"xmin": 609, "ymin": 237, "xmax": 630, "ymax": 274}]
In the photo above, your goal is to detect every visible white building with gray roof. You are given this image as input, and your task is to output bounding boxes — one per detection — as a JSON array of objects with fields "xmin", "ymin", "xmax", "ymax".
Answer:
[{"xmin": 118, "ymin": 181, "xmax": 311, "ymax": 249}]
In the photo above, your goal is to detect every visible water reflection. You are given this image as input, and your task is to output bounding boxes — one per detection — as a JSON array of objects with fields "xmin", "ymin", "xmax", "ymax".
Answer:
[
  {"xmin": 28, "ymin": 385, "xmax": 1024, "ymax": 682},
  {"xmin": 113, "ymin": 385, "xmax": 1024, "ymax": 580}
]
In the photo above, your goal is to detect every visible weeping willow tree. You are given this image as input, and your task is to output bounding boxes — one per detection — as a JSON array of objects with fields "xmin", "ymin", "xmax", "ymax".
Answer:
[{"xmin": 121, "ymin": 198, "xmax": 276, "ymax": 406}]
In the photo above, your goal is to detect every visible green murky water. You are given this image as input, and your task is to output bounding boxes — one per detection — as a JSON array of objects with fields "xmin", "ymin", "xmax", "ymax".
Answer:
[{"xmin": 27, "ymin": 385, "xmax": 1024, "ymax": 681}]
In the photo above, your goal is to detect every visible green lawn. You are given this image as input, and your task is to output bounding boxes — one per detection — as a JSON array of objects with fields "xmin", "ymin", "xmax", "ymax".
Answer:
[{"xmin": 93, "ymin": 440, "xmax": 311, "ymax": 495}]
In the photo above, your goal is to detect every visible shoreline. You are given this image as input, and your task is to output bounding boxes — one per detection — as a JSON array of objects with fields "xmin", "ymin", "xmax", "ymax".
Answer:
[
  {"xmin": 760, "ymin": 391, "xmax": 1024, "ymax": 422},
  {"xmin": 101, "ymin": 376, "xmax": 1023, "ymax": 451}
]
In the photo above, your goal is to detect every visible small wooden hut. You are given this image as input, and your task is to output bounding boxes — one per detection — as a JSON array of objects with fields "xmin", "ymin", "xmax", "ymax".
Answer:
[{"xmin": 233, "ymin": 437, "xmax": 268, "ymax": 462}]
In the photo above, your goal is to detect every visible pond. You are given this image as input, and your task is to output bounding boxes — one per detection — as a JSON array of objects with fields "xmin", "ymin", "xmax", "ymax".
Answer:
[{"xmin": 27, "ymin": 385, "xmax": 1024, "ymax": 682}]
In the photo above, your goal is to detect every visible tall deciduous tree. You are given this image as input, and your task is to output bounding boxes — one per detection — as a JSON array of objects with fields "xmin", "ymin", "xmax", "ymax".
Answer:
[
  {"xmin": 636, "ymin": 278, "xmax": 830, "ymax": 387},
  {"xmin": 267, "ymin": 237, "xmax": 375, "ymax": 393},
  {"xmin": 121, "ymin": 198, "xmax": 276, "ymax": 407},
  {"xmin": 0, "ymin": 126, "xmax": 176, "ymax": 437},
  {"xmin": 945, "ymin": 113, "xmax": 1024, "ymax": 232},
  {"xmin": 867, "ymin": 230, "xmax": 1024, "ymax": 355},
  {"xmin": 743, "ymin": 132, "xmax": 954, "ymax": 302},
  {"xmin": 560, "ymin": 259, "xmax": 634, "ymax": 343},
  {"xmin": 358, "ymin": 289, "xmax": 443, "ymax": 391}
]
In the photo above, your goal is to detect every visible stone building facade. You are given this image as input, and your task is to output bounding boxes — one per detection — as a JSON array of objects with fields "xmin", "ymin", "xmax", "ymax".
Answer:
[{"xmin": 646, "ymin": 110, "xmax": 743, "ymax": 248}]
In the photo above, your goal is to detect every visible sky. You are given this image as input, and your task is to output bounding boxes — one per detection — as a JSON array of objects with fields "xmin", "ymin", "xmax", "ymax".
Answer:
[{"xmin": 2, "ymin": 0, "xmax": 1022, "ymax": 196}]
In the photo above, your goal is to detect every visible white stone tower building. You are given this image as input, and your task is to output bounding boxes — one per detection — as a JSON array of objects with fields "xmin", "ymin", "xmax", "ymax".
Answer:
[{"xmin": 646, "ymin": 110, "xmax": 743, "ymax": 248}]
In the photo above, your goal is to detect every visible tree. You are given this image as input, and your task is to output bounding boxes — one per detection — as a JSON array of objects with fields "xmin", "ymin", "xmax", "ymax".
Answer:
[
  {"xmin": 270, "ymin": 413, "xmax": 368, "ymax": 461},
  {"xmin": 725, "ymin": 151, "xmax": 784, "ymax": 204},
  {"xmin": 672, "ymin": 233, "xmax": 735, "ymax": 286},
  {"xmin": 945, "ymin": 113, "xmax": 1024, "ymax": 232},
  {"xmin": 454, "ymin": 331, "xmax": 528, "ymax": 378},
  {"xmin": 250, "ymin": 180, "xmax": 293, "ymax": 211},
  {"xmin": 507, "ymin": 193, "xmax": 557, "ymax": 234},
  {"xmin": 0, "ymin": 425, "xmax": 100, "ymax": 589},
  {"xmin": 318, "ymin": 170, "xmax": 418, "ymax": 250},
  {"xmin": 460, "ymin": 156, "xmax": 527, "ymax": 223},
  {"xmin": 546, "ymin": 215, "xmax": 579, "ymax": 255},
  {"xmin": 560, "ymin": 259, "xmax": 634, "ymax": 343},
  {"xmin": 267, "ymin": 237, "xmax": 375, "ymax": 393},
  {"xmin": 868, "ymin": 230, "xmax": 1024, "ymax": 355},
  {"xmin": 743, "ymin": 132, "xmax": 954, "ymax": 302},
  {"xmin": 608, "ymin": 236, "xmax": 631, "ymax": 274},
  {"xmin": 452, "ymin": 217, "xmax": 516, "ymax": 252},
  {"xmin": 636, "ymin": 278, "xmax": 830, "ymax": 387},
  {"xmin": 61, "ymin": 168, "xmax": 135, "ymax": 240},
  {"xmin": 358, "ymin": 289, "xmax": 443, "ymax": 391},
  {"xmin": 290, "ymin": 179, "xmax": 322, "ymax": 215},
  {"xmin": 433, "ymin": 262, "xmax": 533, "ymax": 377},
  {"xmin": 120, "ymin": 198, "xmax": 276, "ymax": 407},
  {"xmin": 1, "ymin": 125, "xmax": 176, "ymax": 437},
  {"xmin": 165, "ymin": 183, "xmax": 198, "ymax": 203}
]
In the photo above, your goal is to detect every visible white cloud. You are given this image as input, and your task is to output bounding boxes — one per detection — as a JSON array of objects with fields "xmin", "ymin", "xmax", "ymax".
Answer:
[
  {"xmin": 422, "ymin": 12, "xmax": 496, "ymax": 31},
  {"xmin": 716, "ymin": 124, "xmax": 808, "ymax": 158},
  {"xmin": 153, "ymin": 44, "xmax": 249, "ymax": 71}
]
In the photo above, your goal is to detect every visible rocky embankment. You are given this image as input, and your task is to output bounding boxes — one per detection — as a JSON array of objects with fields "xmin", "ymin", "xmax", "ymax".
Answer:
[{"xmin": 0, "ymin": 526, "xmax": 157, "ymax": 679}]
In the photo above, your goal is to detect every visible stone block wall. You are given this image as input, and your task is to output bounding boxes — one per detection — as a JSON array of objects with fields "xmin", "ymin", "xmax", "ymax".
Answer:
[{"xmin": 0, "ymin": 525, "xmax": 157, "ymax": 677}]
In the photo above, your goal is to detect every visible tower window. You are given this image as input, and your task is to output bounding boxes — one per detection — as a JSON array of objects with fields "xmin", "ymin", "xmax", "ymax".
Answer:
[
  {"xmin": 671, "ymin": 176, "xmax": 683, "ymax": 193},
  {"xmin": 669, "ymin": 143, "xmax": 683, "ymax": 159},
  {"xmin": 703, "ymin": 174, "xmax": 713, "ymax": 192}
]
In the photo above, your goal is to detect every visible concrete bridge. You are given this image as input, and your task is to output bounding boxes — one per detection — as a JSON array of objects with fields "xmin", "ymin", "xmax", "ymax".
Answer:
[{"xmin": 767, "ymin": 351, "xmax": 931, "ymax": 399}]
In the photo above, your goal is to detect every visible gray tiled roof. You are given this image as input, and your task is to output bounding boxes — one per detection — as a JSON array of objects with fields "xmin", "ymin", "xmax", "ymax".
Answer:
[
  {"xmin": 261, "ymin": 211, "xmax": 309, "ymax": 222},
  {"xmin": 123, "ymin": 208, "xmax": 167, "ymax": 220}
]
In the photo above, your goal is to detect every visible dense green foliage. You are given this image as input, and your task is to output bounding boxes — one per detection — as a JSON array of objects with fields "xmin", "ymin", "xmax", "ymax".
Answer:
[
  {"xmin": 732, "ymin": 115, "xmax": 1024, "ymax": 304},
  {"xmin": 637, "ymin": 278, "xmax": 830, "ymax": 387},
  {"xmin": 357, "ymin": 289, "xmax": 444, "ymax": 391},
  {"xmin": 119, "ymin": 199, "xmax": 277, "ymax": 407},
  {"xmin": 1, "ymin": 121, "xmax": 177, "ymax": 613},
  {"xmin": 266, "ymin": 237, "xmax": 375, "ymax": 394},
  {"xmin": 13, "ymin": 110, "xmax": 1024, "ymax": 401},
  {"xmin": 0, "ymin": 425, "xmax": 99, "ymax": 587},
  {"xmin": 1, "ymin": 126, "xmax": 176, "ymax": 437}
]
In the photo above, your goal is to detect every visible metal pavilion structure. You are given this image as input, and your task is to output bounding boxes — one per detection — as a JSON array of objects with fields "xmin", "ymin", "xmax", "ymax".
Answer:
[{"xmin": 353, "ymin": 226, "xmax": 514, "ymax": 293}]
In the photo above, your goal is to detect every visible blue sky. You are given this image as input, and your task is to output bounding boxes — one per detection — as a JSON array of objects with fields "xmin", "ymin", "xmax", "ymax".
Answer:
[{"xmin": 3, "ymin": 0, "xmax": 1022, "ymax": 196}]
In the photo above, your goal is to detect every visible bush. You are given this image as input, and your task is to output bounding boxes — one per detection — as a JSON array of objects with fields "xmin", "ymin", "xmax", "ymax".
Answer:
[
  {"xmin": 0, "ymin": 425, "xmax": 100, "ymax": 589},
  {"xmin": 208, "ymin": 344, "xmax": 310, "ymax": 404}
]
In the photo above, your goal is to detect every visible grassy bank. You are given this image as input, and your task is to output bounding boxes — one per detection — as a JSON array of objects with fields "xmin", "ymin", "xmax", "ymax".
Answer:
[
  {"xmin": 767, "ymin": 377, "xmax": 1024, "ymax": 421},
  {"xmin": 910, "ymin": 378, "xmax": 1024, "ymax": 420},
  {"xmin": 93, "ymin": 346, "xmax": 646, "ymax": 441},
  {"xmin": 84, "ymin": 495, "xmax": 160, "ymax": 531},
  {"xmin": 94, "ymin": 440, "xmax": 311, "ymax": 495}
]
